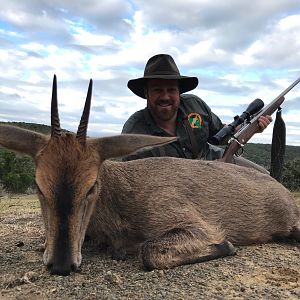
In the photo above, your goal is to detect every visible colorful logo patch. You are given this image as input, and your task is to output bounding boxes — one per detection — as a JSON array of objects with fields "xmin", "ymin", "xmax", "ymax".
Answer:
[{"xmin": 187, "ymin": 112, "xmax": 203, "ymax": 128}]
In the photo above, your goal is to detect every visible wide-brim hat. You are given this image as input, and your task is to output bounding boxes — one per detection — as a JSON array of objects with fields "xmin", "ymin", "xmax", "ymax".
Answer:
[{"xmin": 128, "ymin": 54, "xmax": 199, "ymax": 99}]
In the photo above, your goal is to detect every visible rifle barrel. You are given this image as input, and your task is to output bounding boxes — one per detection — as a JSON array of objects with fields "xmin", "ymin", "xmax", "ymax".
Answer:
[
  {"xmin": 261, "ymin": 76, "xmax": 300, "ymax": 113},
  {"xmin": 276, "ymin": 76, "xmax": 300, "ymax": 99}
]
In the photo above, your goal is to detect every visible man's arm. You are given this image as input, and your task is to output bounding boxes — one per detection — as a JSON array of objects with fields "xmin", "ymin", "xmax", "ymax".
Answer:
[
  {"xmin": 122, "ymin": 110, "xmax": 148, "ymax": 134},
  {"xmin": 121, "ymin": 111, "xmax": 161, "ymax": 161}
]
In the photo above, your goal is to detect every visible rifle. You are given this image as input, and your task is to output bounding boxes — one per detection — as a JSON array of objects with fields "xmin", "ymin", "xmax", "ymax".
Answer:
[{"xmin": 213, "ymin": 76, "xmax": 300, "ymax": 164}]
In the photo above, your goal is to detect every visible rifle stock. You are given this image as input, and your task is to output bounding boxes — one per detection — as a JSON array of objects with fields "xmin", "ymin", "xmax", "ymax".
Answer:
[{"xmin": 219, "ymin": 76, "xmax": 300, "ymax": 163}]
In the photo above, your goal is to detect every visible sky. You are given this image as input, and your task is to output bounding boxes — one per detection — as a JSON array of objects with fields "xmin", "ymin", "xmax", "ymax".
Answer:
[{"xmin": 0, "ymin": 0, "xmax": 300, "ymax": 146}]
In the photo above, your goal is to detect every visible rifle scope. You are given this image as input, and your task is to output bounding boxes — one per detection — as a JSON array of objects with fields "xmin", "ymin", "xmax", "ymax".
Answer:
[{"xmin": 211, "ymin": 98, "xmax": 264, "ymax": 145}]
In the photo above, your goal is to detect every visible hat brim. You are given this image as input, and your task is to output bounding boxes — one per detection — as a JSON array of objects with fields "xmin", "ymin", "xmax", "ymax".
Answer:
[{"xmin": 127, "ymin": 75, "xmax": 198, "ymax": 99}]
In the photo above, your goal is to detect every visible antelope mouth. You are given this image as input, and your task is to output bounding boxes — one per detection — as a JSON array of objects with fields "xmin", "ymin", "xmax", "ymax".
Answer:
[
  {"xmin": 44, "ymin": 248, "xmax": 82, "ymax": 276},
  {"xmin": 47, "ymin": 262, "xmax": 79, "ymax": 276}
]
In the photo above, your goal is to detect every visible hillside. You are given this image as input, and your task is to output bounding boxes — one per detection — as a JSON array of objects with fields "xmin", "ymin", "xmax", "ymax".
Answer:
[
  {"xmin": 0, "ymin": 121, "xmax": 62, "ymax": 135},
  {"xmin": 242, "ymin": 143, "xmax": 300, "ymax": 169}
]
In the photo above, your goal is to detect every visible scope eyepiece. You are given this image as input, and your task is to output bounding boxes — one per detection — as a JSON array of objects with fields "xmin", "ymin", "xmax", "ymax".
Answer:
[{"xmin": 210, "ymin": 125, "xmax": 234, "ymax": 145}]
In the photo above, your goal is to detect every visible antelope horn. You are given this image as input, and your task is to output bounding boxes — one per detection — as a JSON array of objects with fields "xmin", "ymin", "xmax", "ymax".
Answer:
[
  {"xmin": 51, "ymin": 75, "xmax": 62, "ymax": 137},
  {"xmin": 76, "ymin": 79, "xmax": 93, "ymax": 144}
]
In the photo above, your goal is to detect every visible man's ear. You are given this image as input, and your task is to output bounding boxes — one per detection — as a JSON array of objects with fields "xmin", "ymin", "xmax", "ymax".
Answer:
[{"xmin": 90, "ymin": 134, "xmax": 177, "ymax": 161}]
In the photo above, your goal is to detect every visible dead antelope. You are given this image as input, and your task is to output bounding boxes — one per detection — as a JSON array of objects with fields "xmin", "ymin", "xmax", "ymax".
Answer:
[{"xmin": 0, "ymin": 76, "xmax": 299, "ymax": 276}]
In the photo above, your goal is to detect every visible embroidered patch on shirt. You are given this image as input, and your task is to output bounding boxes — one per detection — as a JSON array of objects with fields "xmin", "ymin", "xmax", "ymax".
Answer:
[{"xmin": 187, "ymin": 112, "xmax": 203, "ymax": 128}]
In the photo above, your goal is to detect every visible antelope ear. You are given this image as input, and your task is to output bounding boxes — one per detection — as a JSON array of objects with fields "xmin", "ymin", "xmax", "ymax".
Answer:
[
  {"xmin": 90, "ymin": 134, "xmax": 177, "ymax": 160},
  {"xmin": 0, "ymin": 125, "xmax": 48, "ymax": 158}
]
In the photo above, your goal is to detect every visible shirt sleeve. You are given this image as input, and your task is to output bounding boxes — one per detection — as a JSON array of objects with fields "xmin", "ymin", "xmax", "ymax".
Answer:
[
  {"xmin": 122, "ymin": 110, "xmax": 148, "ymax": 134},
  {"xmin": 121, "ymin": 110, "xmax": 161, "ymax": 161},
  {"xmin": 210, "ymin": 111, "xmax": 224, "ymax": 136},
  {"xmin": 122, "ymin": 117, "xmax": 137, "ymax": 134}
]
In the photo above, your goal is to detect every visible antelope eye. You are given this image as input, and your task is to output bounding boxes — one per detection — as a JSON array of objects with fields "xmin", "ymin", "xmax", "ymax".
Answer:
[
  {"xmin": 87, "ymin": 184, "xmax": 97, "ymax": 197},
  {"xmin": 35, "ymin": 182, "xmax": 44, "ymax": 197}
]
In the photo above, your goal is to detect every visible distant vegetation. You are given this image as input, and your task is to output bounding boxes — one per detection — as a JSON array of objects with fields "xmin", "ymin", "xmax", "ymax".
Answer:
[
  {"xmin": 0, "ymin": 121, "xmax": 52, "ymax": 134},
  {"xmin": 242, "ymin": 143, "xmax": 300, "ymax": 191},
  {"xmin": 0, "ymin": 122, "xmax": 299, "ymax": 194},
  {"xmin": 242, "ymin": 143, "xmax": 300, "ymax": 170}
]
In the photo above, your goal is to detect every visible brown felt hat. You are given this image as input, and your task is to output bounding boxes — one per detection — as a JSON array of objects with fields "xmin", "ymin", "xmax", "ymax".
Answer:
[{"xmin": 127, "ymin": 54, "xmax": 199, "ymax": 99}]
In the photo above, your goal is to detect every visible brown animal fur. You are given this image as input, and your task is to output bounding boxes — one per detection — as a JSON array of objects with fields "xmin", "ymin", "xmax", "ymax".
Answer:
[
  {"xmin": 0, "ymin": 79, "xmax": 299, "ymax": 275},
  {"xmin": 87, "ymin": 157, "xmax": 299, "ymax": 270}
]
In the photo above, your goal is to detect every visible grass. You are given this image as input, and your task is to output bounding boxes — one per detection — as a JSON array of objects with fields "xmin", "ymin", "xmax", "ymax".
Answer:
[
  {"xmin": 0, "ymin": 194, "xmax": 40, "ymax": 214},
  {"xmin": 293, "ymin": 191, "xmax": 300, "ymax": 198}
]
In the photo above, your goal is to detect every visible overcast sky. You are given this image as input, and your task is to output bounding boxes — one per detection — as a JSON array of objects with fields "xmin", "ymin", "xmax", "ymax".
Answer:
[{"xmin": 0, "ymin": 0, "xmax": 300, "ymax": 146}]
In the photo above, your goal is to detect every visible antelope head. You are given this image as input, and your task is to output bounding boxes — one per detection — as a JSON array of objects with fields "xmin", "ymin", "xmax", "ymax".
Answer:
[{"xmin": 0, "ymin": 76, "xmax": 176, "ymax": 275}]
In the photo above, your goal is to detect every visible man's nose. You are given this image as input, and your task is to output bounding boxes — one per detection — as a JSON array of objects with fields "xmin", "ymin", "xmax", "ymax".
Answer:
[{"xmin": 160, "ymin": 89, "xmax": 171, "ymax": 98}]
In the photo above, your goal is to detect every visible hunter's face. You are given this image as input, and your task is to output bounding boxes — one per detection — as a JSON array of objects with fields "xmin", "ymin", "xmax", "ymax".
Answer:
[{"xmin": 146, "ymin": 79, "xmax": 180, "ymax": 122}]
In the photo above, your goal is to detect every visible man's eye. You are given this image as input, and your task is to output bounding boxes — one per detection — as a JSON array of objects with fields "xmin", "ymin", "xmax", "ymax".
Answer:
[{"xmin": 87, "ymin": 184, "xmax": 97, "ymax": 197}]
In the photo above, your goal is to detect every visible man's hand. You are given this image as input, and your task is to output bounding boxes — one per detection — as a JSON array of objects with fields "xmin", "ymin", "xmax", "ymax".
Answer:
[{"xmin": 257, "ymin": 115, "xmax": 272, "ymax": 132}]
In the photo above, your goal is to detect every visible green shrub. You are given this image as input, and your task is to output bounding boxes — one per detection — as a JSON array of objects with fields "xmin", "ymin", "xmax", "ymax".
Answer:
[
  {"xmin": 0, "ymin": 150, "xmax": 35, "ymax": 193},
  {"xmin": 282, "ymin": 159, "xmax": 300, "ymax": 191}
]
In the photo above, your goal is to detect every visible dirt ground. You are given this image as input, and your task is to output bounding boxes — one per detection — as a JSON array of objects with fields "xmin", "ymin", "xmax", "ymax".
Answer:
[{"xmin": 0, "ymin": 194, "xmax": 299, "ymax": 300}]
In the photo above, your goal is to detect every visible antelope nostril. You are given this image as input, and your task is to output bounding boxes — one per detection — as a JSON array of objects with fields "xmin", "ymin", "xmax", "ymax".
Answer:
[{"xmin": 47, "ymin": 262, "xmax": 73, "ymax": 276}]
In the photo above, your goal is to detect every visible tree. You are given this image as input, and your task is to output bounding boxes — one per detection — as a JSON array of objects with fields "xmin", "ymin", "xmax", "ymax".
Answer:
[
  {"xmin": 282, "ymin": 159, "xmax": 300, "ymax": 191},
  {"xmin": 0, "ymin": 149, "xmax": 35, "ymax": 193}
]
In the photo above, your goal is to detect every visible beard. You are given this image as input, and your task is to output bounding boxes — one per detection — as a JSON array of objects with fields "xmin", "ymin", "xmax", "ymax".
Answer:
[{"xmin": 148, "ymin": 99, "xmax": 179, "ymax": 122}]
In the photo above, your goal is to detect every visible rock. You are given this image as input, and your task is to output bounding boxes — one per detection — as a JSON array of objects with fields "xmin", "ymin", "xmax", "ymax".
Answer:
[{"xmin": 104, "ymin": 271, "xmax": 123, "ymax": 285}]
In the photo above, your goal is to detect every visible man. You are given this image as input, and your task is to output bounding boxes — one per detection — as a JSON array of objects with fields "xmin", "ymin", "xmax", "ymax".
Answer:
[{"xmin": 122, "ymin": 54, "xmax": 271, "ymax": 173}]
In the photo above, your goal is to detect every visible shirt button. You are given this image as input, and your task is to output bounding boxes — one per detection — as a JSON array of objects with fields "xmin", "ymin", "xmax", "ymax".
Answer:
[{"xmin": 182, "ymin": 147, "xmax": 186, "ymax": 151}]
